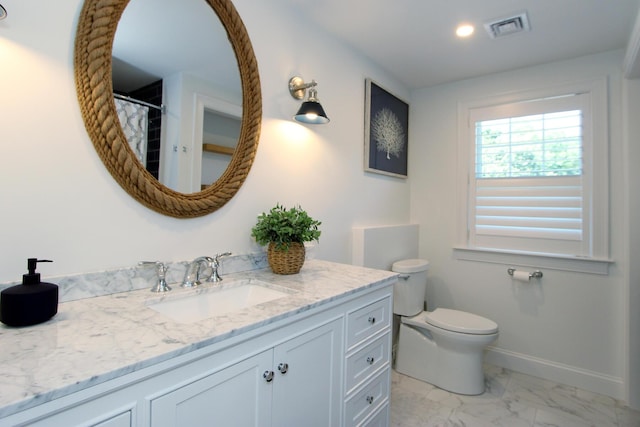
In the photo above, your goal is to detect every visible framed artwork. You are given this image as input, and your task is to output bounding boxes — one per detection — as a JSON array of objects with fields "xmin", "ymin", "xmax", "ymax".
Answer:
[{"xmin": 364, "ymin": 78, "xmax": 409, "ymax": 178}]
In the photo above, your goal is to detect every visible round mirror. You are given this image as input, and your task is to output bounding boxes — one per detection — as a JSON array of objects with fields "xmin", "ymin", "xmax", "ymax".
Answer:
[{"xmin": 74, "ymin": 0, "xmax": 261, "ymax": 218}]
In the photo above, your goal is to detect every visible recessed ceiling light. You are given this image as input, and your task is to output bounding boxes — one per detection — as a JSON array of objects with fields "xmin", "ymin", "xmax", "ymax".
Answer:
[{"xmin": 456, "ymin": 24, "xmax": 475, "ymax": 38}]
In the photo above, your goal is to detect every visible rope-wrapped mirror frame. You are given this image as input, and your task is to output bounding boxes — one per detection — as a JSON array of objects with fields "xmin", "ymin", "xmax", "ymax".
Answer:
[{"xmin": 74, "ymin": 0, "xmax": 261, "ymax": 218}]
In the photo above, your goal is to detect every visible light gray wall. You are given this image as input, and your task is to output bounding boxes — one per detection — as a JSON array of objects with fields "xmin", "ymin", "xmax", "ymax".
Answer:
[{"xmin": 409, "ymin": 49, "xmax": 637, "ymax": 404}]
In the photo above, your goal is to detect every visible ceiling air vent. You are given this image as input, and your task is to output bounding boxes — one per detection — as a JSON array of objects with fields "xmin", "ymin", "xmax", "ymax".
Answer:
[{"xmin": 484, "ymin": 11, "xmax": 531, "ymax": 39}]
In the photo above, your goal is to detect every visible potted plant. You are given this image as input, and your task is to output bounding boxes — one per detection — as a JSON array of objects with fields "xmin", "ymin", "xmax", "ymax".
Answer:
[{"xmin": 251, "ymin": 204, "xmax": 321, "ymax": 274}]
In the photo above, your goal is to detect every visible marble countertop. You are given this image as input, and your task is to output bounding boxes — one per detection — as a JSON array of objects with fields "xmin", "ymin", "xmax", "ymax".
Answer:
[{"xmin": 0, "ymin": 260, "xmax": 396, "ymax": 418}]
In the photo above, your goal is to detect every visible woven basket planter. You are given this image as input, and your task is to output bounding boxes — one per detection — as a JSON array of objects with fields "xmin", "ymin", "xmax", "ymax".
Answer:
[{"xmin": 267, "ymin": 242, "xmax": 305, "ymax": 275}]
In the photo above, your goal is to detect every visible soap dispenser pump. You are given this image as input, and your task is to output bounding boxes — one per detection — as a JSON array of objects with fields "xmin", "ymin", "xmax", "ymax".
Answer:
[{"xmin": 0, "ymin": 258, "xmax": 59, "ymax": 327}]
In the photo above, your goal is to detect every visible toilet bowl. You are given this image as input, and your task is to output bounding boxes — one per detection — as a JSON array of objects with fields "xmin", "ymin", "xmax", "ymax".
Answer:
[{"xmin": 392, "ymin": 259, "xmax": 498, "ymax": 395}]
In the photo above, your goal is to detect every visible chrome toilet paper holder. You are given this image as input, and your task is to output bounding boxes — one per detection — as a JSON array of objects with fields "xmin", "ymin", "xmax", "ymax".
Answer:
[{"xmin": 507, "ymin": 268, "xmax": 543, "ymax": 279}]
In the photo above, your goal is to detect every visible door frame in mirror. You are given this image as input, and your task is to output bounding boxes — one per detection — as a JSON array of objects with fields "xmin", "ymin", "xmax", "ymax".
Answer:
[
  {"xmin": 74, "ymin": 0, "xmax": 261, "ymax": 218},
  {"xmin": 190, "ymin": 93, "xmax": 242, "ymax": 193}
]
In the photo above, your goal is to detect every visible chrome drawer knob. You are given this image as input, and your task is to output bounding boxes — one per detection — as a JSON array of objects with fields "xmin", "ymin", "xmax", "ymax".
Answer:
[
  {"xmin": 366, "ymin": 356, "xmax": 375, "ymax": 365},
  {"xmin": 263, "ymin": 370, "xmax": 274, "ymax": 383},
  {"xmin": 368, "ymin": 316, "xmax": 376, "ymax": 324},
  {"xmin": 278, "ymin": 362, "xmax": 289, "ymax": 374},
  {"xmin": 366, "ymin": 395, "xmax": 374, "ymax": 405}
]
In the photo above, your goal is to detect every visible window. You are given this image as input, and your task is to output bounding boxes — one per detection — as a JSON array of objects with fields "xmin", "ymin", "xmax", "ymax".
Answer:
[
  {"xmin": 475, "ymin": 110, "xmax": 582, "ymax": 179},
  {"xmin": 457, "ymin": 80, "xmax": 609, "ymax": 265}
]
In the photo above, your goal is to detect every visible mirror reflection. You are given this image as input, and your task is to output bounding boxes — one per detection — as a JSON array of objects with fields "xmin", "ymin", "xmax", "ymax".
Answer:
[{"xmin": 112, "ymin": 0, "xmax": 242, "ymax": 194}]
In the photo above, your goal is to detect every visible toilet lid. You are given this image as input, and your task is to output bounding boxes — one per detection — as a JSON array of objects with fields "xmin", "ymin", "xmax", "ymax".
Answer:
[
  {"xmin": 392, "ymin": 259, "xmax": 430, "ymax": 273},
  {"xmin": 424, "ymin": 308, "xmax": 498, "ymax": 335}
]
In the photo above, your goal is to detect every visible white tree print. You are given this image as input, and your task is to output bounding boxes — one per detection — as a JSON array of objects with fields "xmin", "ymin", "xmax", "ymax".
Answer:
[{"xmin": 371, "ymin": 108, "xmax": 405, "ymax": 160}]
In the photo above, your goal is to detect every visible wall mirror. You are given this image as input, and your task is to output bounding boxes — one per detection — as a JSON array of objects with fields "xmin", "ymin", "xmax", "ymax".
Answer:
[{"xmin": 75, "ymin": 0, "xmax": 262, "ymax": 218}]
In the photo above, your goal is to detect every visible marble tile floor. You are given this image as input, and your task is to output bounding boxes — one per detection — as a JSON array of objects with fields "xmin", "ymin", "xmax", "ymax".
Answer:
[{"xmin": 390, "ymin": 365, "xmax": 640, "ymax": 427}]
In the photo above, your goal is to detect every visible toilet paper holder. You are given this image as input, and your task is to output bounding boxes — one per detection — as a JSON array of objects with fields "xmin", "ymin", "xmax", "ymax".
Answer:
[{"xmin": 507, "ymin": 268, "xmax": 543, "ymax": 279}]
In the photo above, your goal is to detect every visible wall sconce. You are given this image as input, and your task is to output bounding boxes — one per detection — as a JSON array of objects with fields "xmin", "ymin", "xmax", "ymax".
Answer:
[
  {"xmin": 288, "ymin": 76, "xmax": 330, "ymax": 124},
  {"xmin": 0, "ymin": 4, "xmax": 7, "ymax": 20}
]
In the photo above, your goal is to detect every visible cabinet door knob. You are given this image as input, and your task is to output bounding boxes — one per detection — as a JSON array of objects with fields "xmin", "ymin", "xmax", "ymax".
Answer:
[
  {"xmin": 277, "ymin": 362, "xmax": 289, "ymax": 374},
  {"xmin": 366, "ymin": 356, "xmax": 375, "ymax": 365},
  {"xmin": 366, "ymin": 395, "xmax": 374, "ymax": 405},
  {"xmin": 368, "ymin": 316, "xmax": 376, "ymax": 324},
  {"xmin": 263, "ymin": 370, "xmax": 274, "ymax": 383}
]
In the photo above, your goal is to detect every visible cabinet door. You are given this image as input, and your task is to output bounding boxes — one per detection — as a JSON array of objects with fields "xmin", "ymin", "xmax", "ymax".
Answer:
[
  {"xmin": 92, "ymin": 411, "xmax": 132, "ymax": 427},
  {"xmin": 151, "ymin": 350, "xmax": 273, "ymax": 427},
  {"xmin": 272, "ymin": 318, "xmax": 343, "ymax": 427}
]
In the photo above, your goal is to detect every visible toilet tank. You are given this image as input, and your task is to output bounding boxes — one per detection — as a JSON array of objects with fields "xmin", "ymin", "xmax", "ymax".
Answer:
[{"xmin": 391, "ymin": 259, "xmax": 430, "ymax": 316}]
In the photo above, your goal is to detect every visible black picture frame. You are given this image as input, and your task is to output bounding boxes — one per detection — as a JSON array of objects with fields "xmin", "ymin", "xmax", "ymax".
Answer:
[{"xmin": 364, "ymin": 78, "xmax": 409, "ymax": 178}]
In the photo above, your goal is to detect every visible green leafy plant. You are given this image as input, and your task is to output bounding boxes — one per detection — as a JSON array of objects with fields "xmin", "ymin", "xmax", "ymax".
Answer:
[{"xmin": 251, "ymin": 204, "xmax": 321, "ymax": 251}]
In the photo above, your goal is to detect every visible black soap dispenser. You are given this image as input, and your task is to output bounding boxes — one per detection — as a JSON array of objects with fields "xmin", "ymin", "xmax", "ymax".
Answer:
[{"xmin": 0, "ymin": 258, "xmax": 58, "ymax": 327}]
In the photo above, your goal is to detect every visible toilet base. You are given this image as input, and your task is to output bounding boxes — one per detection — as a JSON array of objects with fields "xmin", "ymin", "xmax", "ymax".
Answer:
[{"xmin": 395, "ymin": 320, "xmax": 497, "ymax": 395}]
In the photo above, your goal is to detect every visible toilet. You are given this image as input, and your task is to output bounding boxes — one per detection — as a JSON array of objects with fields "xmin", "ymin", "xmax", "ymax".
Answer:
[{"xmin": 392, "ymin": 259, "xmax": 498, "ymax": 395}]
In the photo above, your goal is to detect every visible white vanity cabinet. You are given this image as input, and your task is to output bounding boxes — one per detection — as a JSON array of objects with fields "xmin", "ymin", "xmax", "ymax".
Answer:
[
  {"xmin": 150, "ymin": 317, "xmax": 343, "ymax": 427},
  {"xmin": 0, "ymin": 278, "xmax": 394, "ymax": 427}
]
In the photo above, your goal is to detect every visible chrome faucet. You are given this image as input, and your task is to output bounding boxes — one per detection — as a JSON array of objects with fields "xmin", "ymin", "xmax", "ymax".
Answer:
[
  {"xmin": 181, "ymin": 256, "xmax": 213, "ymax": 288},
  {"xmin": 139, "ymin": 261, "xmax": 171, "ymax": 292},
  {"xmin": 210, "ymin": 252, "xmax": 232, "ymax": 282}
]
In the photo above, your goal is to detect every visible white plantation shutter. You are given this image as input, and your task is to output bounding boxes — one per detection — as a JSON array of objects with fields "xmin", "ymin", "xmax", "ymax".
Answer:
[
  {"xmin": 471, "ymin": 176, "xmax": 587, "ymax": 254},
  {"xmin": 467, "ymin": 92, "xmax": 592, "ymax": 256}
]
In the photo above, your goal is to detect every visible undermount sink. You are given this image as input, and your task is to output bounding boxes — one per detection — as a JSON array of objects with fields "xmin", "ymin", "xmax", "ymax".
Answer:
[{"xmin": 147, "ymin": 280, "xmax": 293, "ymax": 324}]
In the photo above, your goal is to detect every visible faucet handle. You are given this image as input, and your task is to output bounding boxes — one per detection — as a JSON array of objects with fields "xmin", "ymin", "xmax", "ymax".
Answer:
[
  {"xmin": 139, "ymin": 261, "xmax": 171, "ymax": 292},
  {"xmin": 210, "ymin": 252, "xmax": 232, "ymax": 282},
  {"xmin": 214, "ymin": 252, "xmax": 232, "ymax": 265}
]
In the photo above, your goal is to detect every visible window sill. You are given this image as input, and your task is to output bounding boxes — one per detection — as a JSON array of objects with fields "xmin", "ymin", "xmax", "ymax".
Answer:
[{"xmin": 452, "ymin": 247, "xmax": 613, "ymax": 275}]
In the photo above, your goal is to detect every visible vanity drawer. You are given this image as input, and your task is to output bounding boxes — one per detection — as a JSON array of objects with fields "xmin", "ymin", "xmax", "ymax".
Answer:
[
  {"xmin": 345, "ymin": 332, "xmax": 391, "ymax": 394},
  {"xmin": 346, "ymin": 296, "xmax": 392, "ymax": 350},
  {"xmin": 361, "ymin": 402, "xmax": 389, "ymax": 427},
  {"xmin": 344, "ymin": 370, "xmax": 390, "ymax": 427}
]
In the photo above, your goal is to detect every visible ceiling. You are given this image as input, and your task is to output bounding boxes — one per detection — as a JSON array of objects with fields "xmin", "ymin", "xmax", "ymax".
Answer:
[
  {"xmin": 112, "ymin": 0, "xmax": 640, "ymax": 94},
  {"xmin": 275, "ymin": 0, "xmax": 640, "ymax": 89}
]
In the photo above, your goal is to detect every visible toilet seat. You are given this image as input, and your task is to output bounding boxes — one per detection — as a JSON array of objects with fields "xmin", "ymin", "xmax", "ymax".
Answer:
[
  {"xmin": 404, "ymin": 308, "xmax": 498, "ymax": 335},
  {"xmin": 425, "ymin": 308, "xmax": 498, "ymax": 334}
]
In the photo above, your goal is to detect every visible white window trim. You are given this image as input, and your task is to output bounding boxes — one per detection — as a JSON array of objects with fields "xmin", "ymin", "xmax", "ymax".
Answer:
[{"xmin": 455, "ymin": 78, "xmax": 613, "ymax": 274}]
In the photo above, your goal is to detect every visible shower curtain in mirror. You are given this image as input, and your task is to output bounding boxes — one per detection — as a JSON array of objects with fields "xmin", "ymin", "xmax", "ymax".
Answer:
[{"xmin": 115, "ymin": 97, "xmax": 148, "ymax": 167}]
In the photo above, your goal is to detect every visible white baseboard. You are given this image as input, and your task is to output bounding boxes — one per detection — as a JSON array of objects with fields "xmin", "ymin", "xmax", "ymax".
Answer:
[{"xmin": 485, "ymin": 346, "xmax": 625, "ymax": 402}]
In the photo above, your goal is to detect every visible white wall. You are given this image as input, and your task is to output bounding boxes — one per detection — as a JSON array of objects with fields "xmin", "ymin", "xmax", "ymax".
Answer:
[
  {"xmin": 0, "ymin": 0, "xmax": 410, "ymax": 283},
  {"xmin": 409, "ymin": 49, "xmax": 636, "ymax": 402},
  {"xmin": 624, "ymin": 77, "xmax": 640, "ymax": 409}
]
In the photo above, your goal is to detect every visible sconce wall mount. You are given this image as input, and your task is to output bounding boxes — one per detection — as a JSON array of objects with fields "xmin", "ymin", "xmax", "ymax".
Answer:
[
  {"xmin": 288, "ymin": 76, "xmax": 330, "ymax": 124},
  {"xmin": 288, "ymin": 77, "xmax": 316, "ymax": 100}
]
